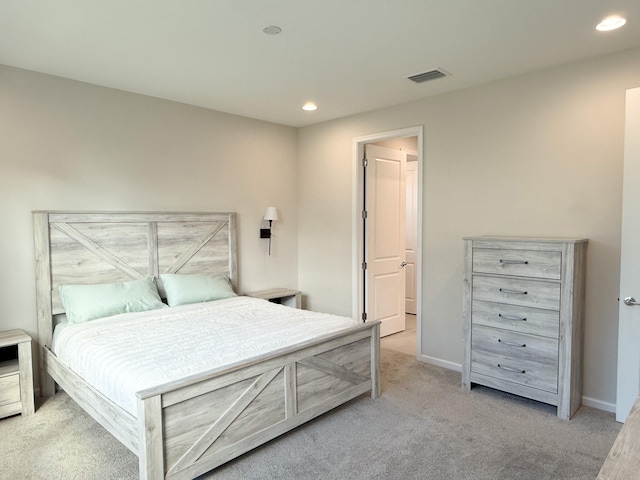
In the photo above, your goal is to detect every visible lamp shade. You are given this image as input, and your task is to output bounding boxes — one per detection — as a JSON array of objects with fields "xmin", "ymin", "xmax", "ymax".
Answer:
[{"xmin": 264, "ymin": 207, "xmax": 278, "ymax": 222}]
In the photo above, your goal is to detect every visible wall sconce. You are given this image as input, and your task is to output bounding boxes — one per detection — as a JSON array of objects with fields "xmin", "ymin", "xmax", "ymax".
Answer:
[{"xmin": 260, "ymin": 206, "xmax": 278, "ymax": 255}]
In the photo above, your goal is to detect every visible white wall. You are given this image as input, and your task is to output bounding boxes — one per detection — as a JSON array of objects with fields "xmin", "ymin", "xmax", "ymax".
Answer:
[
  {"xmin": 298, "ymin": 47, "xmax": 640, "ymax": 408},
  {"xmin": 0, "ymin": 65, "xmax": 299, "ymax": 345}
]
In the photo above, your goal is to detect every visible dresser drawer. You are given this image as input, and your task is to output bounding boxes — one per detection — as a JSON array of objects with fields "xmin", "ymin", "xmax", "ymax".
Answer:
[
  {"xmin": 473, "ymin": 248, "xmax": 561, "ymax": 280},
  {"xmin": 471, "ymin": 349, "xmax": 558, "ymax": 394},
  {"xmin": 471, "ymin": 300, "xmax": 560, "ymax": 338},
  {"xmin": 0, "ymin": 373, "xmax": 20, "ymax": 406},
  {"xmin": 472, "ymin": 275, "xmax": 560, "ymax": 311},
  {"xmin": 472, "ymin": 325, "xmax": 558, "ymax": 365}
]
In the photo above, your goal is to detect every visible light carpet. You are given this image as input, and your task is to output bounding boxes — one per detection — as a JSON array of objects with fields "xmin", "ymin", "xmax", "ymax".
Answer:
[{"xmin": 0, "ymin": 349, "xmax": 620, "ymax": 480}]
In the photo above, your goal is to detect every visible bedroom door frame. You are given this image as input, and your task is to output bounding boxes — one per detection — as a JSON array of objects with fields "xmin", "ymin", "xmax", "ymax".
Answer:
[{"xmin": 352, "ymin": 126, "xmax": 423, "ymax": 357}]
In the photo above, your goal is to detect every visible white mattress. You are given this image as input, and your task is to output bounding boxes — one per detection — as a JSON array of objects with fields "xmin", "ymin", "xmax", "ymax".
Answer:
[{"xmin": 52, "ymin": 296, "xmax": 359, "ymax": 416}]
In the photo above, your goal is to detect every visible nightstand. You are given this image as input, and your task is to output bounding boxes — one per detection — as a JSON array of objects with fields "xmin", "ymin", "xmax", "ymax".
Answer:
[
  {"xmin": 245, "ymin": 288, "xmax": 302, "ymax": 308},
  {"xmin": 0, "ymin": 330, "xmax": 35, "ymax": 419}
]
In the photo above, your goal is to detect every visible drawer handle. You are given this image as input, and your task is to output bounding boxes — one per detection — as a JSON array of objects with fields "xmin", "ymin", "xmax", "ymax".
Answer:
[
  {"xmin": 498, "ymin": 339, "xmax": 526, "ymax": 348},
  {"xmin": 499, "ymin": 259, "xmax": 529, "ymax": 265},
  {"xmin": 499, "ymin": 288, "xmax": 528, "ymax": 295},
  {"xmin": 498, "ymin": 313, "xmax": 527, "ymax": 322},
  {"xmin": 497, "ymin": 364, "xmax": 526, "ymax": 374}
]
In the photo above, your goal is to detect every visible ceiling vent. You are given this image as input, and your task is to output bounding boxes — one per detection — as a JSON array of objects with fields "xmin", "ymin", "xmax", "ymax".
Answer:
[{"xmin": 407, "ymin": 68, "xmax": 449, "ymax": 84}]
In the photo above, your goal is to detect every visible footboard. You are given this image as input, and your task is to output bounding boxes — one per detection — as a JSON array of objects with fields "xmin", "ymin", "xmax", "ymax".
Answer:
[{"xmin": 137, "ymin": 323, "xmax": 380, "ymax": 480}]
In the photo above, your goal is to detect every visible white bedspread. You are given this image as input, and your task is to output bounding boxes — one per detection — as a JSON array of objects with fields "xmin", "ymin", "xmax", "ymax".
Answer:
[{"xmin": 52, "ymin": 296, "xmax": 359, "ymax": 416}]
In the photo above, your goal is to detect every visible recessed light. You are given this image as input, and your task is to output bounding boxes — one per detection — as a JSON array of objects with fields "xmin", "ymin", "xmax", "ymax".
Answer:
[
  {"xmin": 596, "ymin": 15, "xmax": 627, "ymax": 31},
  {"xmin": 302, "ymin": 102, "xmax": 317, "ymax": 111},
  {"xmin": 263, "ymin": 25, "xmax": 282, "ymax": 35}
]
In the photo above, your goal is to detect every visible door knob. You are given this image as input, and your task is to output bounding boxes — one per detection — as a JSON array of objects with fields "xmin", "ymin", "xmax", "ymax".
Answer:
[
  {"xmin": 400, "ymin": 261, "xmax": 407, "ymax": 268},
  {"xmin": 624, "ymin": 297, "xmax": 640, "ymax": 306}
]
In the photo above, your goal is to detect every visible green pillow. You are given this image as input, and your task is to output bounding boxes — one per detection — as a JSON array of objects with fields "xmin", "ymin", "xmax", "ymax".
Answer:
[
  {"xmin": 60, "ymin": 277, "xmax": 165, "ymax": 324},
  {"xmin": 160, "ymin": 273, "xmax": 237, "ymax": 307}
]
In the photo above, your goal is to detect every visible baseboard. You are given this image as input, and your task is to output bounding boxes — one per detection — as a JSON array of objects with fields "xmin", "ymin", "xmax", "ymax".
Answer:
[
  {"xmin": 417, "ymin": 355, "xmax": 617, "ymax": 414},
  {"xmin": 582, "ymin": 396, "xmax": 616, "ymax": 414},
  {"xmin": 419, "ymin": 354, "xmax": 461, "ymax": 372}
]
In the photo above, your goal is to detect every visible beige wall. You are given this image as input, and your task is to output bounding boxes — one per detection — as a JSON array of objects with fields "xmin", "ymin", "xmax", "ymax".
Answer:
[
  {"xmin": 0, "ymin": 65, "xmax": 299, "ymax": 345},
  {"xmin": 3, "ymin": 46, "xmax": 639, "ymax": 408},
  {"xmin": 298, "ymin": 47, "xmax": 640, "ymax": 408}
]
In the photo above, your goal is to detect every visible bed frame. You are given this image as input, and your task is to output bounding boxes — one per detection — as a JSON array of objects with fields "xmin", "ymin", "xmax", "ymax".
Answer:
[{"xmin": 33, "ymin": 211, "xmax": 380, "ymax": 480}]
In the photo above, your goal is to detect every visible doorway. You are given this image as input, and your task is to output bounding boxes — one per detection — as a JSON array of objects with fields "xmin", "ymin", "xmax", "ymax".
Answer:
[{"xmin": 352, "ymin": 126, "xmax": 423, "ymax": 357}]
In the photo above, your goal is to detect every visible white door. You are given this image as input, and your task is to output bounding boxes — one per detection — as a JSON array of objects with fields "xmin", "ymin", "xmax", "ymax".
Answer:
[
  {"xmin": 365, "ymin": 144, "xmax": 406, "ymax": 337},
  {"xmin": 617, "ymin": 86, "xmax": 640, "ymax": 422},
  {"xmin": 405, "ymin": 158, "xmax": 418, "ymax": 314}
]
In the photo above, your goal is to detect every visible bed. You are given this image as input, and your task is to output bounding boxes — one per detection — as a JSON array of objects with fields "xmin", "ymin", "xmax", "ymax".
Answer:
[{"xmin": 33, "ymin": 211, "xmax": 380, "ymax": 480}]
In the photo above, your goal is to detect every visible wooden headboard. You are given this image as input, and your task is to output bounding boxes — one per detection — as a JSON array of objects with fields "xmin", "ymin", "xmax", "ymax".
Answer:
[{"xmin": 33, "ymin": 211, "xmax": 237, "ymax": 393}]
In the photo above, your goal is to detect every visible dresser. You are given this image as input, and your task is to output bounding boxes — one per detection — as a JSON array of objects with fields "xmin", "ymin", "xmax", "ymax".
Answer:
[{"xmin": 462, "ymin": 237, "xmax": 588, "ymax": 420}]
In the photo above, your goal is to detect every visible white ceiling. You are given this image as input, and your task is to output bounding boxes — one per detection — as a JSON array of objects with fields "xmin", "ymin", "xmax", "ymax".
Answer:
[{"xmin": 2, "ymin": 1, "xmax": 640, "ymax": 127}]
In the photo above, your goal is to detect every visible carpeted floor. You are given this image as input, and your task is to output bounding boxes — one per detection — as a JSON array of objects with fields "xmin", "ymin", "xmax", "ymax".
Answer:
[{"xmin": 0, "ymin": 349, "xmax": 620, "ymax": 480}]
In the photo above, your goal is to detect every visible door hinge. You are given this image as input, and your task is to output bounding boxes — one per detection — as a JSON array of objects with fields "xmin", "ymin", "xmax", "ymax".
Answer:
[
  {"xmin": 362, "ymin": 312, "xmax": 367, "ymax": 321},
  {"xmin": 362, "ymin": 157, "xmax": 368, "ymax": 168},
  {"xmin": 362, "ymin": 262, "xmax": 367, "ymax": 270},
  {"xmin": 362, "ymin": 210, "xmax": 367, "ymax": 219}
]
